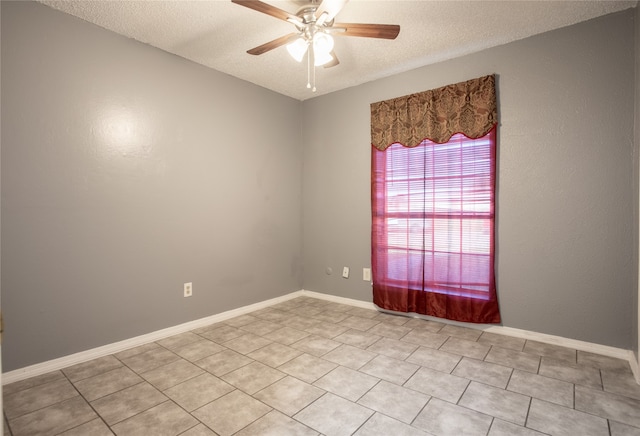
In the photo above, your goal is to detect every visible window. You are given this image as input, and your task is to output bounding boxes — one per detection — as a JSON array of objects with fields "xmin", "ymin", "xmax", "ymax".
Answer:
[
  {"xmin": 373, "ymin": 129, "xmax": 495, "ymax": 299},
  {"xmin": 370, "ymin": 75, "xmax": 500, "ymax": 323}
]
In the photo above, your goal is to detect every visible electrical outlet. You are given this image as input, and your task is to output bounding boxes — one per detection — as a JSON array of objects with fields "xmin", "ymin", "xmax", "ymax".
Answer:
[
  {"xmin": 342, "ymin": 267, "xmax": 350, "ymax": 278},
  {"xmin": 363, "ymin": 268, "xmax": 371, "ymax": 281},
  {"xmin": 184, "ymin": 282, "xmax": 193, "ymax": 298}
]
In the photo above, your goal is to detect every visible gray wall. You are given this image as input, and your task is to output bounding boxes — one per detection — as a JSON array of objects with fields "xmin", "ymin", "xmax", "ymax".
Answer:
[
  {"xmin": 1, "ymin": 1, "xmax": 303, "ymax": 371},
  {"xmin": 302, "ymin": 10, "xmax": 636, "ymax": 349}
]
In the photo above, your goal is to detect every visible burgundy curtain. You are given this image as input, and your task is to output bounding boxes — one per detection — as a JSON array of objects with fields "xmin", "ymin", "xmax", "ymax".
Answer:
[{"xmin": 370, "ymin": 75, "xmax": 500, "ymax": 324}]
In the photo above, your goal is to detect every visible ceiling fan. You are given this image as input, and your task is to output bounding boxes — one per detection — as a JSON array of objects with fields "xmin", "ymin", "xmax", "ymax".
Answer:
[{"xmin": 231, "ymin": 0, "xmax": 400, "ymax": 91}]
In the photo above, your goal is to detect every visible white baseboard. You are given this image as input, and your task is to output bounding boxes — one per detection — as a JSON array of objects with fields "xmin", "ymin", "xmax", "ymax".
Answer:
[
  {"xmin": 4, "ymin": 289, "xmax": 638, "ymax": 385},
  {"xmin": 2, "ymin": 291, "xmax": 305, "ymax": 385},
  {"xmin": 300, "ymin": 290, "xmax": 638, "ymax": 379}
]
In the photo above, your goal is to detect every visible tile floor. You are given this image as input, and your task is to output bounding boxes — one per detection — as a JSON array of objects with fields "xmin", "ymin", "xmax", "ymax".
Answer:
[{"xmin": 4, "ymin": 296, "xmax": 640, "ymax": 436}]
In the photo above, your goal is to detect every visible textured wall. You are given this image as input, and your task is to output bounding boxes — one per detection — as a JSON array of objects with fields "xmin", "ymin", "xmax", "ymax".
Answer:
[
  {"xmin": 1, "ymin": 2, "xmax": 303, "ymax": 371},
  {"xmin": 302, "ymin": 10, "xmax": 635, "ymax": 349}
]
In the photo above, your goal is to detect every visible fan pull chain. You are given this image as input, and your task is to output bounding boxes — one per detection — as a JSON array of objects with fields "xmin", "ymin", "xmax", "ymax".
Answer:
[
  {"xmin": 306, "ymin": 45, "xmax": 317, "ymax": 92},
  {"xmin": 306, "ymin": 45, "xmax": 311, "ymax": 89}
]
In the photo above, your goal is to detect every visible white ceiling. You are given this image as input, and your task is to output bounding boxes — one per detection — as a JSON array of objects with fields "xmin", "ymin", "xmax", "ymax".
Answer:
[{"xmin": 39, "ymin": 0, "xmax": 636, "ymax": 101}]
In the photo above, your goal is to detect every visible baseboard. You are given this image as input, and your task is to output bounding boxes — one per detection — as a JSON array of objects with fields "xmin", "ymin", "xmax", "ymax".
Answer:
[
  {"xmin": 2, "ymin": 290, "xmax": 305, "ymax": 385},
  {"xmin": 300, "ymin": 290, "xmax": 637, "ymax": 377},
  {"xmin": 4, "ymin": 289, "xmax": 637, "ymax": 385}
]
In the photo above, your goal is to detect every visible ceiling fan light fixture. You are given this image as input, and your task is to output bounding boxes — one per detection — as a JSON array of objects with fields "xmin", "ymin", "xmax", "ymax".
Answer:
[
  {"xmin": 313, "ymin": 48, "xmax": 334, "ymax": 66},
  {"xmin": 286, "ymin": 37, "xmax": 308, "ymax": 62},
  {"xmin": 313, "ymin": 32, "xmax": 334, "ymax": 57}
]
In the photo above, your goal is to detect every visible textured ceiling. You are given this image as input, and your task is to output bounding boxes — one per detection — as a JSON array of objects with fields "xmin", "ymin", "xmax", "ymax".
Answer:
[{"xmin": 39, "ymin": 0, "xmax": 636, "ymax": 101}]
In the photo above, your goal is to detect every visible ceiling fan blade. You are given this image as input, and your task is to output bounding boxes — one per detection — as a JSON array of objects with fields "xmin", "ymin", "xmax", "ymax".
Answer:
[
  {"xmin": 324, "ymin": 51, "xmax": 340, "ymax": 68},
  {"xmin": 247, "ymin": 33, "xmax": 298, "ymax": 55},
  {"xmin": 231, "ymin": 0, "xmax": 299, "ymax": 23},
  {"xmin": 333, "ymin": 23, "xmax": 400, "ymax": 40},
  {"xmin": 316, "ymin": 0, "xmax": 348, "ymax": 23}
]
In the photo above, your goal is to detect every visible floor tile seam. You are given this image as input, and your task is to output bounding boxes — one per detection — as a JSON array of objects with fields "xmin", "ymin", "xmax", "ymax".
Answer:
[
  {"xmin": 72, "ymin": 369, "xmax": 148, "ymax": 403},
  {"xmin": 533, "ymin": 396, "xmax": 618, "ymax": 427},
  {"xmin": 607, "ymin": 419, "xmax": 640, "ymax": 431},
  {"xmin": 106, "ymin": 398, "xmax": 179, "ymax": 430},
  {"xmin": 407, "ymin": 394, "xmax": 433, "ymax": 430},
  {"xmin": 5, "ymin": 389, "xmax": 83, "ymax": 424},
  {"xmin": 145, "ymin": 366, "xmax": 207, "ymax": 393},
  {"xmin": 61, "ymin": 372, "xmax": 113, "ymax": 434},
  {"xmin": 8, "ymin": 368, "xmax": 96, "ymax": 422},
  {"xmin": 520, "ymin": 396, "xmax": 536, "ymax": 435},
  {"xmin": 350, "ymin": 410, "xmax": 377, "ymax": 436},
  {"xmin": 508, "ymin": 366, "xmax": 578, "ymax": 391},
  {"xmin": 527, "ymin": 398, "xmax": 624, "ymax": 431},
  {"xmin": 575, "ymin": 381, "xmax": 640, "ymax": 406},
  {"xmin": 452, "ymin": 387, "xmax": 531, "ymax": 428},
  {"xmin": 2, "ymin": 372, "xmax": 67, "ymax": 398},
  {"xmin": 3, "ymin": 373, "xmax": 76, "ymax": 413},
  {"xmin": 600, "ymin": 384, "xmax": 640, "ymax": 402}
]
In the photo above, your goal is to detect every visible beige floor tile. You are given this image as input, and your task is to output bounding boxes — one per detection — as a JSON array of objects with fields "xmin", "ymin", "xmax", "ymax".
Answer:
[
  {"xmin": 406, "ymin": 346, "xmax": 461, "ymax": 373},
  {"xmin": 353, "ymin": 412, "xmax": 428, "ymax": 436},
  {"xmin": 322, "ymin": 344, "xmax": 377, "ymax": 370},
  {"xmin": 156, "ymin": 331, "xmax": 201, "ymax": 350},
  {"xmin": 313, "ymin": 366, "xmax": 379, "ymax": 402},
  {"xmin": 5, "ymin": 377, "xmax": 79, "ymax": 420},
  {"xmin": 357, "ymin": 380, "xmax": 429, "ymax": 424},
  {"xmin": 140, "ymin": 358, "xmax": 204, "ymax": 391},
  {"xmin": 119, "ymin": 347, "xmax": 180, "ymax": 374},
  {"xmin": 439, "ymin": 336, "xmax": 490, "ymax": 360},
  {"xmin": 264, "ymin": 326, "xmax": 311, "ymax": 344},
  {"xmin": 195, "ymin": 348, "xmax": 253, "ymax": 376},
  {"xmin": 58, "ymin": 418, "xmax": 114, "ymax": 436},
  {"xmin": 164, "ymin": 372, "xmax": 235, "ymax": 411},
  {"xmin": 413, "ymin": 397, "xmax": 492, "ymax": 436},
  {"xmin": 223, "ymin": 333, "xmax": 272, "ymax": 355},
  {"xmin": 294, "ymin": 392, "xmax": 374, "ymax": 436},
  {"xmin": 478, "ymin": 331, "xmax": 526, "ymax": 351},
  {"xmin": 484, "ymin": 345, "xmax": 540, "ymax": 373},
  {"xmin": 277, "ymin": 353, "xmax": 338, "ymax": 383},
  {"xmin": 452, "ymin": 357, "xmax": 513, "ymax": 388},
  {"xmin": 172, "ymin": 338, "xmax": 226, "ymax": 362},
  {"xmin": 404, "ymin": 366, "xmax": 469, "ymax": 403},
  {"xmin": 247, "ymin": 342, "xmax": 303, "ymax": 367},
  {"xmin": 507, "ymin": 369, "xmax": 574, "ymax": 407},
  {"xmin": 359, "ymin": 354, "xmax": 420, "ymax": 385},
  {"xmin": 527, "ymin": 398, "xmax": 609, "ymax": 436},
  {"xmin": 575, "ymin": 384, "xmax": 640, "ymax": 428},
  {"xmin": 459, "ymin": 381, "xmax": 531, "ymax": 426},
  {"xmin": 8, "ymin": 396, "xmax": 96, "ymax": 436},
  {"xmin": 291, "ymin": 335, "xmax": 341, "ymax": 357},
  {"xmin": 254, "ymin": 376, "xmax": 325, "ymax": 416},
  {"xmin": 193, "ymin": 389, "xmax": 271, "ymax": 436},
  {"xmin": 63, "ymin": 355, "xmax": 123, "ymax": 383},
  {"xmin": 3, "ymin": 370, "xmax": 65, "ymax": 396},
  {"xmin": 333, "ymin": 329, "xmax": 381, "ymax": 349},
  {"xmin": 366, "ymin": 337, "xmax": 418, "ymax": 360},
  {"xmin": 235, "ymin": 410, "xmax": 319, "ymax": 436},
  {"xmin": 111, "ymin": 400, "xmax": 197, "ymax": 436},
  {"xmin": 74, "ymin": 366, "xmax": 143, "ymax": 401},
  {"xmin": 90, "ymin": 382, "xmax": 167, "ymax": 425},
  {"xmin": 221, "ymin": 361, "xmax": 286, "ymax": 394}
]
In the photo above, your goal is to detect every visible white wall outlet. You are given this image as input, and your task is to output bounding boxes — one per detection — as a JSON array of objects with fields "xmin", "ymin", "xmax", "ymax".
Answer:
[
  {"xmin": 363, "ymin": 268, "xmax": 371, "ymax": 281},
  {"xmin": 342, "ymin": 266, "xmax": 350, "ymax": 278},
  {"xmin": 184, "ymin": 282, "xmax": 193, "ymax": 298}
]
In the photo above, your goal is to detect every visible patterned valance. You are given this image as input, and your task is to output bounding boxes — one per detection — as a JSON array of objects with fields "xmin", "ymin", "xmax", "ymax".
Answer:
[{"xmin": 371, "ymin": 75, "xmax": 497, "ymax": 150}]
